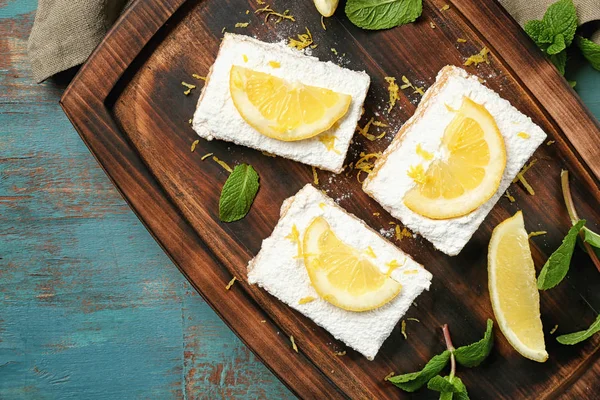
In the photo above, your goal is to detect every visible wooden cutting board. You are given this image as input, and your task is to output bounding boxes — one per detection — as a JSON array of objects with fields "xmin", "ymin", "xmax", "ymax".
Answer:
[{"xmin": 60, "ymin": 0, "xmax": 600, "ymax": 398}]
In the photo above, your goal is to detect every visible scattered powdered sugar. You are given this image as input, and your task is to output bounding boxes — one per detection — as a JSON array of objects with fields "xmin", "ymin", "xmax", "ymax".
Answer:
[
  {"xmin": 364, "ymin": 66, "xmax": 547, "ymax": 256},
  {"xmin": 247, "ymin": 184, "xmax": 432, "ymax": 360},
  {"xmin": 192, "ymin": 34, "xmax": 370, "ymax": 173}
]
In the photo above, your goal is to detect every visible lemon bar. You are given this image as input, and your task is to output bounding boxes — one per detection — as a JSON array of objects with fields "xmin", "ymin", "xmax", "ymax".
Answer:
[
  {"xmin": 363, "ymin": 66, "xmax": 547, "ymax": 256},
  {"xmin": 247, "ymin": 184, "xmax": 432, "ymax": 360},
  {"xmin": 192, "ymin": 33, "xmax": 370, "ymax": 173}
]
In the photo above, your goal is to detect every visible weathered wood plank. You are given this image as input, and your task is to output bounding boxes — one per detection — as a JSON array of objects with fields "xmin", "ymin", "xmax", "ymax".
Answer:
[{"xmin": 0, "ymin": 3, "xmax": 293, "ymax": 398}]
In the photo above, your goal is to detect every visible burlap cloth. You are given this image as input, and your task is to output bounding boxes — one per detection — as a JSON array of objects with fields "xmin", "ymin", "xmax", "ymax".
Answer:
[{"xmin": 27, "ymin": 0, "xmax": 600, "ymax": 83}]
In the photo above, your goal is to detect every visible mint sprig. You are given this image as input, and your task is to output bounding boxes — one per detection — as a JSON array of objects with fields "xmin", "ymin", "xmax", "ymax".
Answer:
[
  {"xmin": 576, "ymin": 36, "xmax": 600, "ymax": 71},
  {"xmin": 387, "ymin": 351, "xmax": 450, "ymax": 392},
  {"xmin": 556, "ymin": 314, "xmax": 600, "ymax": 345},
  {"xmin": 454, "ymin": 319, "xmax": 494, "ymax": 368},
  {"xmin": 524, "ymin": 0, "xmax": 577, "ymax": 74},
  {"xmin": 428, "ymin": 375, "xmax": 470, "ymax": 400},
  {"xmin": 537, "ymin": 219, "xmax": 585, "ymax": 290},
  {"xmin": 524, "ymin": 0, "xmax": 600, "ymax": 75},
  {"xmin": 218, "ymin": 164, "xmax": 260, "ymax": 222},
  {"xmin": 345, "ymin": 0, "xmax": 422, "ymax": 31},
  {"xmin": 583, "ymin": 227, "xmax": 600, "ymax": 249},
  {"xmin": 388, "ymin": 320, "xmax": 492, "ymax": 397}
]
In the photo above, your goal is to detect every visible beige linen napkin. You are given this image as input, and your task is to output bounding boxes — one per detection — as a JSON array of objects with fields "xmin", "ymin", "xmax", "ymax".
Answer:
[
  {"xmin": 28, "ymin": 0, "xmax": 600, "ymax": 83},
  {"xmin": 498, "ymin": 0, "xmax": 600, "ymax": 43},
  {"xmin": 28, "ymin": 0, "xmax": 132, "ymax": 83}
]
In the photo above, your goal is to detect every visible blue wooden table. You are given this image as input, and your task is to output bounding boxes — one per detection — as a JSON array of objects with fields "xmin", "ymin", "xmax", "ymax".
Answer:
[{"xmin": 1, "ymin": 1, "xmax": 598, "ymax": 398}]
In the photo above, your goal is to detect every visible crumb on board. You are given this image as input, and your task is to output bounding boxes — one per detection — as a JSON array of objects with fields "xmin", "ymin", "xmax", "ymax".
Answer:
[
  {"xmin": 192, "ymin": 73, "xmax": 206, "ymax": 81},
  {"xmin": 225, "ymin": 276, "xmax": 237, "ymax": 290},
  {"xmin": 188, "ymin": 119, "xmax": 192, "ymax": 124},
  {"xmin": 190, "ymin": 139, "xmax": 200, "ymax": 152},
  {"xmin": 384, "ymin": 76, "xmax": 399, "ymax": 113},
  {"xmin": 354, "ymin": 152, "xmax": 381, "ymax": 183},
  {"xmin": 441, "ymin": 4, "xmax": 450, "ymax": 11},
  {"xmin": 290, "ymin": 335, "xmax": 298, "ymax": 352},
  {"xmin": 260, "ymin": 319, "xmax": 267, "ymax": 323},
  {"xmin": 373, "ymin": 212, "xmax": 380, "ymax": 216},
  {"xmin": 212, "ymin": 156, "xmax": 233, "ymax": 172},
  {"xmin": 504, "ymin": 190, "xmax": 515, "ymax": 202},
  {"xmin": 288, "ymin": 27, "xmax": 315, "ymax": 51},
  {"xmin": 400, "ymin": 75, "xmax": 425, "ymax": 95},
  {"xmin": 546, "ymin": 140, "xmax": 555, "ymax": 146},
  {"xmin": 256, "ymin": 5, "xmax": 295, "ymax": 24},
  {"xmin": 201, "ymin": 152, "xmax": 213, "ymax": 160},
  {"xmin": 429, "ymin": 21, "xmax": 436, "ymax": 29},
  {"xmin": 395, "ymin": 225, "xmax": 412, "ymax": 241},
  {"xmin": 464, "ymin": 46, "xmax": 490, "ymax": 66},
  {"xmin": 513, "ymin": 159, "xmax": 537, "ymax": 195},
  {"xmin": 182, "ymin": 81, "xmax": 196, "ymax": 95},
  {"xmin": 312, "ymin": 166, "xmax": 319, "ymax": 185},
  {"xmin": 235, "ymin": 22, "xmax": 250, "ymax": 28},
  {"xmin": 528, "ymin": 231, "xmax": 547, "ymax": 238},
  {"xmin": 331, "ymin": 48, "xmax": 338, "ymax": 55},
  {"xmin": 357, "ymin": 118, "xmax": 386, "ymax": 141},
  {"xmin": 457, "ymin": 38, "xmax": 467, "ymax": 43},
  {"xmin": 334, "ymin": 350, "xmax": 346, "ymax": 356},
  {"xmin": 550, "ymin": 324, "xmax": 558, "ymax": 334}
]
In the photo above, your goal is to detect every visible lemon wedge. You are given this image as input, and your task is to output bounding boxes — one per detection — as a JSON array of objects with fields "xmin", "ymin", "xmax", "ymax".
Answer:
[
  {"xmin": 314, "ymin": 0, "xmax": 339, "ymax": 17},
  {"xmin": 229, "ymin": 66, "xmax": 351, "ymax": 142},
  {"xmin": 488, "ymin": 211, "xmax": 548, "ymax": 362},
  {"xmin": 302, "ymin": 217, "xmax": 402, "ymax": 312},
  {"xmin": 404, "ymin": 97, "xmax": 506, "ymax": 219}
]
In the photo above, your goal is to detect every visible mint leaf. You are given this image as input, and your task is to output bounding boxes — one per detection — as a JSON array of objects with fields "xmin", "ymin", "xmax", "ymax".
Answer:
[
  {"xmin": 387, "ymin": 350, "xmax": 450, "ymax": 392},
  {"xmin": 549, "ymin": 51, "xmax": 567, "ymax": 74},
  {"xmin": 454, "ymin": 319, "xmax": 494, "ymax": 368},
  {"xmin": 428, "ymin": 375, "xmax": 460, "ymax": 393},
  {"xmin": 583, "ymin": 227, "xmax": 600, "ymax": 248},
  {"xmin": 524, "ymin": 20, "xmax": 551, "ymax": 46},
  {"xmin": 576, "ymin": 36, "xmax": 600, "ymax": 71},
  {"xmin": 537, "ymin": 219, "xmax": 586, "ymax": 290},
  {"xmin": 218, "ymin": 164, "xmax": 260, "ymax": 222},
  {"xmin": 557, "ymin": 314, "xmax": 600, "ymax": 345},
  {"xmin": 345, "ymin": 0, "xmax": 422, "ymax": 30},
  {"xmin": 542, "ymin": 0, "xmax": 578, "ymax": 46},
  {"xmin": 428, "ymin": 376, "xmax": 470, "ymax": 400},
  {"xmin": 547, "ymin": 34, "xmax": 566, "ymax": 55}
]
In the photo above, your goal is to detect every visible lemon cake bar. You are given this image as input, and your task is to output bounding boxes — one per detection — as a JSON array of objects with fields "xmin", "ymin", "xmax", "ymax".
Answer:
[
  {"xmin": 192, "ymin": 33, "xmax": 370, "ymax": 173},
  {"xmin": 247, "ymin": 184, "xmax": 432, "ymax": 360},
  {"xmin": 363, "ymin": 66, "xmax": 546, "ymax": 256}
]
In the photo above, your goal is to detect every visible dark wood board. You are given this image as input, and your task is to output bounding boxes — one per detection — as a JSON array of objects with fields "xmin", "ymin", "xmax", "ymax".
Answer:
[{"xmin": 60, "ymin": 0, "xmax": 600, "ymax": 398}]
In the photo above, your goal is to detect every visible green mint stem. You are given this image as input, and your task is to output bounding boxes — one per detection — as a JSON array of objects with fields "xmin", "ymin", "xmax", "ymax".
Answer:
[
  {"xmin": 442, "ymin": 324, "xmax": 456, "ymax": 380},
  {"xmin": 561, "ymin": 170, "xmax": 600, "ymax": 273}
]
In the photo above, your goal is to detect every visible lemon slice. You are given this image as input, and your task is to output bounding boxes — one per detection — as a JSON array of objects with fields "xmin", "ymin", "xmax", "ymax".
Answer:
[
  {"xmin": 229, "ymin": 66, "xmax": 351, "ymax": 142},
  {"xmin": 302, "ymin": 217, "xmax": 402, "ymax": 312},
  {"xmin": 488, "ymin": 211, "xmax": 548, "ymax": 362},
  {"xmin": 404, "ymin": 97, "xmax": 506, "ymax": 219}
]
